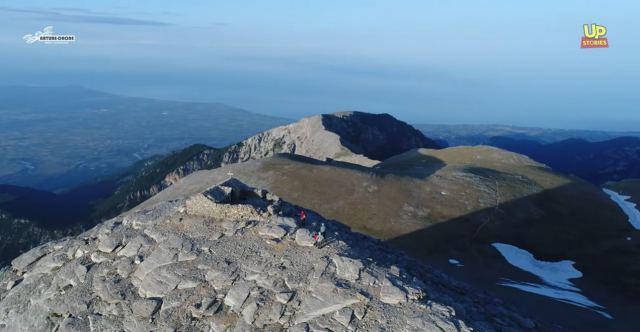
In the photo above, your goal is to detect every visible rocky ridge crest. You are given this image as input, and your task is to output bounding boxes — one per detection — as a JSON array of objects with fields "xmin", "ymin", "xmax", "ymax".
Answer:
[
  {"xmin": 0, "ymin": 179, "xmax": 531, "ymax": 331},
  {"xmin": 114, "ymin": 112, "xmax": 438, "ymax": 216}
]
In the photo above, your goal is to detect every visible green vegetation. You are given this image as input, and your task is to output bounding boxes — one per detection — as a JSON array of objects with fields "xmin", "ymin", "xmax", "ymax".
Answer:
[
  {"xmin": 0, "ymin": 212, "xmax": 82, "ymax": 267},
  {"xmin": 91, "ymin": 144, "xmax": 229, "ymax": 219}
]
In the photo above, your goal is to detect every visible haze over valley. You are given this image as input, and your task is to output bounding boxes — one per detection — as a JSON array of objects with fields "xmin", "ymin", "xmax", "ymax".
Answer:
[
  {"xmin": 1, "ymin": 1, "xmax": 639, "ymax": 331},
  {"xmin": 0, "ymin": 86, "xmax": 287, "ymax": 191}
]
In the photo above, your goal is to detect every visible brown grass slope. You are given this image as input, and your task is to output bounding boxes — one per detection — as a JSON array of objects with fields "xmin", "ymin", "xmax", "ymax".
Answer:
[{"xmin": 137, "ymin": 146, "xmax": 638, "ymax": 298}]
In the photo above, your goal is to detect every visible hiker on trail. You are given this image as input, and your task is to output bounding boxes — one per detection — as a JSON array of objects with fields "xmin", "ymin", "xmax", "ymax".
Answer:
[
  {"xmin": 299, "ymin": 210, "xmax": 307, "ymax": 226},
  {"xmin": 313, "ymin": 224, "xmax": 326, "ymax": 247}
]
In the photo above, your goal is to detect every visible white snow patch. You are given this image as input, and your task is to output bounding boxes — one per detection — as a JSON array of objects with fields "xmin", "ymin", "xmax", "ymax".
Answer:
[
  {"xmin": 448, "ymin": 259, "xmax": 463, "ymax": 267},
  {"xmin": 603, "ymin": 188, "xmax": 640, "ymax": 230},
  {"xmin": 492, "ymin": 243, "xmax": 581, "ymax": 290},
  {"xmin": 498, "ymin": 280, "xmax": 613, "ymax": 319},
  {"xmin": 492, "ymin": 243, "xmax": 612, "ymax": 319}
]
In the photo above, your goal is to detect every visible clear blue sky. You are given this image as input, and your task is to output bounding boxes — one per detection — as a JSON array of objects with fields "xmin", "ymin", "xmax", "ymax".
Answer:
[{"xmin": 1, "ymin": 0, "xmax": 638, "ymax": 130}]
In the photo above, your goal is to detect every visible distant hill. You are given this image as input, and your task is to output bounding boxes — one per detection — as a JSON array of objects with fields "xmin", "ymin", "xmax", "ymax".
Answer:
[
  {"xmin": 415, "ymin": 123, "xmax": 640, "ymax": 147},
  {"xmin": 488, "ymin": 136, "xmax": 640, "ymax": 184},
  {"xmin": 0, "ymin": 85, "xmax": 288, "ymax": 191}
]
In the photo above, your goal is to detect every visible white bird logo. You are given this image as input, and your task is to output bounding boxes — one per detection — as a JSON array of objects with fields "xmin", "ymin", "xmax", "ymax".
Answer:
[{"xmin": 23, "ymin": 26, "xmax": 54, "ymax": 44}]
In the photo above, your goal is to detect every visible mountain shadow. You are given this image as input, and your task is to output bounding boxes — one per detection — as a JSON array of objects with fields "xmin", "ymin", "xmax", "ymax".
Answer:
[
  {"xmin": 321, "ymin": 112, "xmax": 440, "ymax": 161},
  {"xmin": 276, "ymin": 152, "xmax": 446, "ymax": 180},
  {"xmin": 386, "ymin": 181, "xmax": 639, "ymax": 331}
]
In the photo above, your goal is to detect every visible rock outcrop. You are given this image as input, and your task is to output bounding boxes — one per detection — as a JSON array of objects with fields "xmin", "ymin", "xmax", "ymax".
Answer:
[
  {"xmin": 222, "ymin": 112, "xmax": 439, "ymax": 168},
  {"xmin": 0, "ymin": 179, "xmax": 531, "ymax": 331}
]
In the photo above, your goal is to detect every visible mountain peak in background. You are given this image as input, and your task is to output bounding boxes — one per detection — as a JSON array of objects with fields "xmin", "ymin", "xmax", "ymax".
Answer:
[
  {"xmin": 222, "ymin": 111, "xmax": 440, "ymax": 168},
  {"xmin": 322, "ymin": 111, "xmax": 440, "ymax": 160}
]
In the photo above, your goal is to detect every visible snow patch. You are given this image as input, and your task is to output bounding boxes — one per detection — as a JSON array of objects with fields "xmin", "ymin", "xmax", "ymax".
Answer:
[
  {"xmin": 498, "ymin": 280, "xmax": 613, "ymax": 319},
  {"xmin": 492, "ymin": 243, "xmax": 581, "ymax": 290},
  {"xmin": 492, "ymin": 243, "xmax": 612, "ymax": 319},
  {"xmin": 603, "ymin": 188, "xmax": 640, "ymax": 230},
  {"xmin": 448, "ymin": 259, "xmax": 463, "ymax": 267}
]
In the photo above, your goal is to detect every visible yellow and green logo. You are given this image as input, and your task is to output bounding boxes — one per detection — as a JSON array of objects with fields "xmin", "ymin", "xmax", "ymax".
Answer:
[{"xmin": 581, "ymin": 24, "xmax": 608, "ymax": 48}]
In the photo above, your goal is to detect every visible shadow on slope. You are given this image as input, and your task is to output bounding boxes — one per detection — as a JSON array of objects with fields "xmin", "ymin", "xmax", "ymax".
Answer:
[
  {"xmin": 129, "ymin": 148, "xmax": 639, "ymax": 330},
  {"xmin": 279, "ymin": 152, "xmax": 446, "ymax": 180},
  {"xmin": 387, "ymin": 180, "xmax": 638, "ymax": 291},
  {"xmin": 0, "ymin": 182, "xmax": 116, "ymax": 229},
  {"xmin": 386, "ymin": 181, "xmax": 640, "ymax": 330},
  {"xmin": 606, "ymin": 179, "xmax": 640, "ymax": 206}
]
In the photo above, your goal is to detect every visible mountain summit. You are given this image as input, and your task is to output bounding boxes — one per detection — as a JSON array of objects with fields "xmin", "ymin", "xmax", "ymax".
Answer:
[
  {"xmin": 96, "ymin": 111, "xmax": 440, "ymax": 217},
  {"xmin": 222, "ymin": 111, "xmax": 440, "ymax": 167},
  {"xmin": 0, "ymin": 179, "xmax": 530, "ymax": 331}
]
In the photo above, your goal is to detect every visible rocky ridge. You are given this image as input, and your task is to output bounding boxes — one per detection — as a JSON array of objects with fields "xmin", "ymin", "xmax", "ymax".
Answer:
[
  {"xmin": 111, "ymin": 112, "xmax": 438, "ymax": 216},
  {"xmin": 221, "ymin": 112, "xmax": 439, "ymax": 167},
  {"xmin": 0, "ymin": 179, "xmax": 531, "ymax": 331}
]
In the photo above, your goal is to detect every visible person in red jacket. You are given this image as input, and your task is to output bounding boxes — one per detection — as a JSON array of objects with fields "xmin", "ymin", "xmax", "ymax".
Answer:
[{"xmin": 299, "ymin": 210, "xmax": 307, "ymax": 226}]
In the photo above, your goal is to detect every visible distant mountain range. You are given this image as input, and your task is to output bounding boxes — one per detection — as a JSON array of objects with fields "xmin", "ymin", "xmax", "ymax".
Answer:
[
  {"xmin": 415, "ymin": 123, "xmax": 640, "ymax": 146},
  {"xmin": 487, "ymin": 136, "xmax": 640, "ymax": 184},
  {"xmin": 0, "ymin": 86, "xmax": 288, "ymax": 191},
  {"xmin": 415, "ymin": 124, "xmax": 640, "ymax": 185}
]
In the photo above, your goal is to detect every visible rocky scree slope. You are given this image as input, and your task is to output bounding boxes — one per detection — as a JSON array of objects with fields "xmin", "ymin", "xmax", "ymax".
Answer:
[
  {"xmin": 100, "ymin": 112, "xmax": 439, "ymax": 217},
  {"xmin": 0, "ymin": 179, "xmax": 531, "ymax": 332}
]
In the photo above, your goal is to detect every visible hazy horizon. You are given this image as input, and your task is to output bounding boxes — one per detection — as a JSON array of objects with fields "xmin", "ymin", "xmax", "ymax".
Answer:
[
  {"xmin": 6, "ymin": 83, "xmax": 640, "ymax": 134},
  {"xmin": 1, "ymin": 1, "xmax": 638, "ymax": 131}
]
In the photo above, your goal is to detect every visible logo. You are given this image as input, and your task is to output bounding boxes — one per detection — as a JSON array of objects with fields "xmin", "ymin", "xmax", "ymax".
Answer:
[
  {"xmin": 23, "ymin": 26, "xmax": 76, "ymax": 44},
  {"xmin": 581, "ymin": 23, "xmax": 608, "ymax": 48}
]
